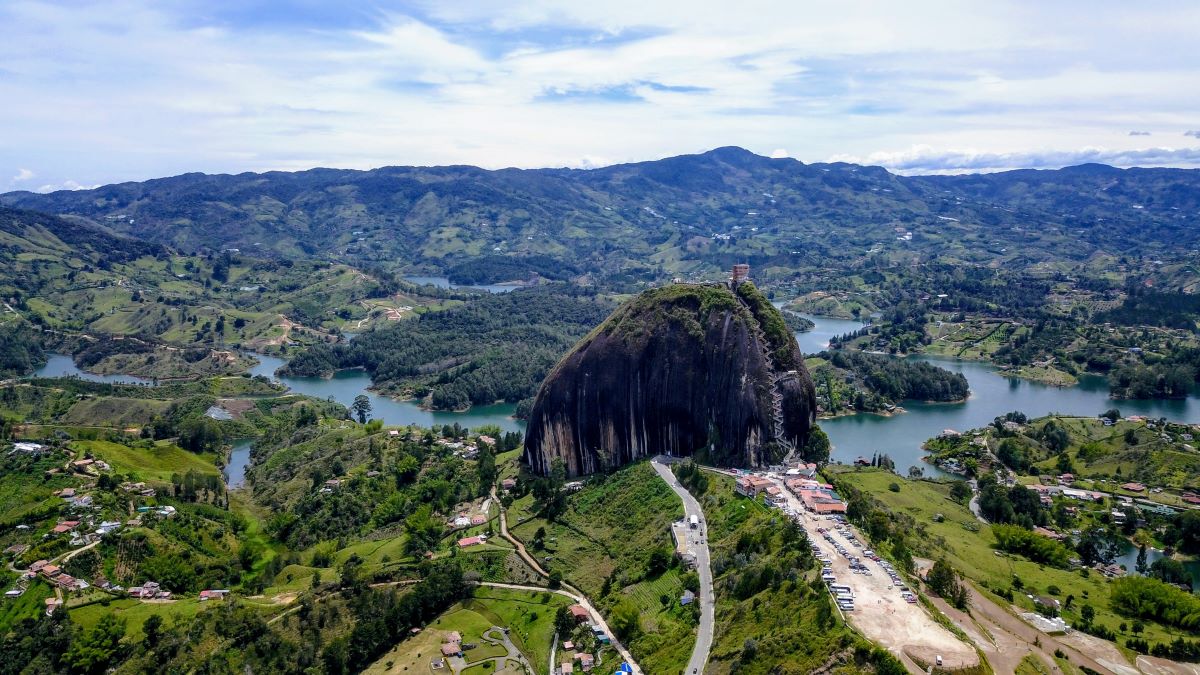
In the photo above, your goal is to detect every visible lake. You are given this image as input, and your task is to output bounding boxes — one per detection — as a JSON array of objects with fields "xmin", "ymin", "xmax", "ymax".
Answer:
[
  {"xmin": 33, "ymin": 354, "xmax": 154, "ymax": 385},
  {"xmin": 403, "ymin": 275, "xmax": 522, "ymax": 294},
  {"xmin": 795, "ymin": 315, "xmax": 1200, "ymax": 474},
  {"xmin": 247, "ymin": 354, "xmax": 525, "ymax": 434},
  {"xmin": 225, "ymin": 439, "xmax": 252, "ymax": 489}
]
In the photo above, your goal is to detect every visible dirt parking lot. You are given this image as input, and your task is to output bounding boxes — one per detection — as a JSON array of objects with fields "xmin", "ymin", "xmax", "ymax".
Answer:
[{"xmin": 767, "ymin": 476, "xmax": 977, "ymax": 672}]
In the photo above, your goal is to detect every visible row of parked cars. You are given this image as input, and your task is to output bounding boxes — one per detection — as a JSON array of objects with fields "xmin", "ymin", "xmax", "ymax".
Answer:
[{"xmin": 817, "ymin": 518, "xmax": 918, "ymax": 606}]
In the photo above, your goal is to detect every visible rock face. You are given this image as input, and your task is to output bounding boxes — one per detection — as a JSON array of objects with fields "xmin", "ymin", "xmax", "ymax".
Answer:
[{"xmin": 524, "ymin": 283, "xmax": 817, "ymax": 476}]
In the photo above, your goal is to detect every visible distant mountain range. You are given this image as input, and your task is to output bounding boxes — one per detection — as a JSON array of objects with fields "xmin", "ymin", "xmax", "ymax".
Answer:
[{"xmin": 4, "ymin": 147, "xmax": 1198, "ymax": 281}]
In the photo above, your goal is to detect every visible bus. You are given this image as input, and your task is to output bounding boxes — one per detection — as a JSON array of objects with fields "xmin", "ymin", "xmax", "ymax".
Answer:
[{"xmin": 688, "ymin": 515, "xmax": 699, "ymax": 528}]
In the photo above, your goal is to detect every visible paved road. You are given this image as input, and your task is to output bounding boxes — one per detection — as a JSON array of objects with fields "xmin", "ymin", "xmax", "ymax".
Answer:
[{"xmin": 650, "ymin": 456, "xmax": 714, "ymax": 675}]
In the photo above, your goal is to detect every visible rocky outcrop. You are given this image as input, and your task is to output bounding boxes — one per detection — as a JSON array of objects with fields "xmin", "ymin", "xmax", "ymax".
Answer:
[{"xmin": 524, "ymin": 283, "xmax": 817, "ymax": 476}]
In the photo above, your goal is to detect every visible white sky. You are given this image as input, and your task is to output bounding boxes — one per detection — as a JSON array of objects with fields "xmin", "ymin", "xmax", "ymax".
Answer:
[{"xmin": 2, "ymin": 0, "xmax": 1199, "ymax": 191}]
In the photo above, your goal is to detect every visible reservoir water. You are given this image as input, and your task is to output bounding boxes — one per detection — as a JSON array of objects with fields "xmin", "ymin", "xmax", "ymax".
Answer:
[
  {"xmin": 246, "ymin": 354, "xmax": 525, "ymax": 434},
  {"xmin": 403, "ymin": 275, "xmax": 521, "ymax": 294},
  {"xmin": 33, "ymin": 354, "xmax": 154, "ymax": 385},
  {"xmin": 791, "ymin": 315, "xmax": 1200, "ymax": 473},
  {"xmin": 225, "ymin": 439, "xmax": 252, "ymax": 489}
]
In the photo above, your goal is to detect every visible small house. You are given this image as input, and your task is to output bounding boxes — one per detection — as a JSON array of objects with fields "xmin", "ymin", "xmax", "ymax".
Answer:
[{"xmin": 568, "ymin": 604, "xmax": 590, "ymax": 623}]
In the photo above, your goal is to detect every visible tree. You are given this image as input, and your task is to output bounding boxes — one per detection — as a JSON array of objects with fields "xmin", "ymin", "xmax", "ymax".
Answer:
[
  {"xmin": 949, "ymin": 481, "xmax": 972, "ymax": 504},
  {"xmin": 1135, "ymin": 544, "xmax": 1149, "ymax": 575},
  {"xmin": 612, "ymin": 597, "xmax": 641, "ymax": 639},
  {"xmin": 142, "ymin": 614, "xmax": 163, "ymax": 649},
  {"xmin": 63, "ymin": 614, "xmax": 127, "ymax": 674},
  {"xmin": 476, "ymin": 446, "xmax": 497, "ymax": 493},
  {"xmin": 403, "ymin": 505, "xmax": 443, "ymax": 555},
  {"xmin": 1080, "ymin": 604, "xmax": 1095, "ymax": 625},
  {"xmin": 554, "ymin": 605, "xmax": 575, "ymax": 637},
  {"xmin": 351, "ymin": 395, "xmax": 372, "ymax": 424},
  {"xmin": 800, "ymin": 426, "xmax": 831, "ymax": 463},
  {"xmin": 926, "ymin": 558, "xmax": 966, "ymax": 609},
  {"xmin": 532, "ymin": 458, "xmax": 568, "ymax": 521}
]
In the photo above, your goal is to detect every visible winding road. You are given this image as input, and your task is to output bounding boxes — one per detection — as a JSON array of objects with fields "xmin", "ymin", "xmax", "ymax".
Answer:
[
  {"xmin": 490, "ymin": 488, "xmax": 643, "ymax": 674},
  {"xmin": 650, "ymin": 456, "xmax": 715, "ymax": 675}
]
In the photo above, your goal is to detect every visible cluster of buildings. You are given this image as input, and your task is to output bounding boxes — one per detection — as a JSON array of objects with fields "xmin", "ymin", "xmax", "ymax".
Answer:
[
  {"xmin": 120, "ymin": 481, "xmax": 157, "ymax": 497},
  {"xmin": 451, "ymin": 512, "xmax": 488, "ymax": 528},
  {"xmin": 786, "ymin": 478, "xmax": 848, "ymax": 515},
  {"xmin": 439, "ymin": 632, "xmax": 462, "ymax": 658},
  {"xmin": 1026, "ymin": 483, "xmax": 1106, "ymax": 506},
  {"xmin": 559, "ymin": 647, "xmax": 596, "ymax": 673},
  {"xmin": 733, "ymin": 463, "xmax": 849, "ymax": 516},
  {"xmin": 128, "ymin": 581, "xmax": 172, "ymax": 600},
  {"xmin": 9, "ymin": 441, "xmax": 50, "ymax": 455},
  {"xmin": 28, "ymin": 560, "xmax": 88, "ymax": 592},
  {"xmin": 457, "ymin": 534, "xmax": 489, "ymax": 548},
  {"xmin": 436, "ymin": 438, "xmax": 481, "ymax": 460}
]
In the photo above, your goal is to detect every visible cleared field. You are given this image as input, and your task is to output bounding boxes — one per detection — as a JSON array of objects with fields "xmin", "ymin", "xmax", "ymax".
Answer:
[
  {"xmin": 72, "ymin": 439, "xmax": 220, "ymax": 482},
  {"xmin": 61, "ymin": 397, "xmax": 169, "ymax": 427},
  {"xmin": 366, "ymin": 586, "xmax": 567, "ymax": 675},
  {"xmin": 71, "ymin": 597, "xmax": 210, "ymax": 639}
]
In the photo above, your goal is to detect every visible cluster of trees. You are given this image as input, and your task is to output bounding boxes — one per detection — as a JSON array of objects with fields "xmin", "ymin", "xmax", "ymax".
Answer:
[
  {"xmin": 1110, "ymin": 575, "xmax": 1200, "ymax": 632},
  {"xmin": 323, "ymin": 562, "xmax": 470, "ymax": 673},
  {"xmin": 445, "ymin": 253, "xmax": 579, "ymax": 284},
  {"xmin": 281, "ymin": 286, "xmax": 612, "ymax": 411},
  {"xmin": 0, "ymin": 322, "xmax": 46, "ymax": 377},
  {"xmin": 826, "ymin": 350, "xmax": 969, "ymax": 403},
  {"xmin": 265, "ymin": 434, "xmax": 478, "ymax": 549},
  {"xmin": 990, "ymin": 524, "xmax": 1073, "ymax": 568},
  {"xmin": 1096, "ymin": 289, "xmax": 1200, "ymax": 330},
  {"xmin": 673, "ymin": 460, "xmax": 709, "ymax": 496},
  {"xmin": 1109, "ymin": 362, "xmax": 1195, "ymax": 399},
  {"xmin": 925, "ymin": 558, "xmax": 969, "ymax": 609},
  {"xmin": 976, "ymin": 475, "xmax": 1047, "ymax": 528},
  {"xmin": 1, "ymin": 610, "xmax": 128, "ymax": 675}
]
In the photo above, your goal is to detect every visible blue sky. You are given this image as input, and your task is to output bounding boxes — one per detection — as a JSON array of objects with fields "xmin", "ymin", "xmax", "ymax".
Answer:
[{"xmin": 2, "ymin": 0, "xmax": 1200, "ymax": 191}]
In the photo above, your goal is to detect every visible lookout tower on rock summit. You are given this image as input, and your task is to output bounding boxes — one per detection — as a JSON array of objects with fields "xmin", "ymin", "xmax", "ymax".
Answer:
[{"xmin": 731, "ymin": 263, "xmax": 750, "ymax": 287}]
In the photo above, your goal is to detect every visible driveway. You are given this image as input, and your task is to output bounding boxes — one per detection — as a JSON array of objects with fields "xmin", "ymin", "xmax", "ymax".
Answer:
[{"xmin": 650, "ymin": 456, "xmax": 714, "ymax": 675}]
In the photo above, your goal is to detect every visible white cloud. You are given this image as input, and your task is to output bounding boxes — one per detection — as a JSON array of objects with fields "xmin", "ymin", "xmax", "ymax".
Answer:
[
  {"xmin": 1, "ymin": 1, "xmax": 1199, "ymax": 184},
  {"xmin": 829, "ymin": 144, "xmax": 1200, "ymax": 174},
  {"xmin": 770, "ymin": 149, "xmax": 788, "ymax": 159},
  {"xmin": 11, "ymin": 168, "xmax": 34, "ymax": 182},
  {"xmin": 35, "ymin": 179, "xmax": 100, "ymax": 193},
  {"xmin": 1186, "ymin": 130, "xmax": 1200, "ymax": 139}
]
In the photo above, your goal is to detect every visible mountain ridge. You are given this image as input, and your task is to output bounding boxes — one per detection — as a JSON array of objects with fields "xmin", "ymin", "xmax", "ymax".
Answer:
[{"xmin": 4, "ymin": 147, "xmax": 1198, "ymax": 279}]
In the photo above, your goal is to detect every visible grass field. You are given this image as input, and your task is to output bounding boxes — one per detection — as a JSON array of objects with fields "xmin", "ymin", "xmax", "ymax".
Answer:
[
  {"xmin": 364, "ymin": 627, "xmax": 444, "ymax": 674},
  {"xmin": 0, "ymin": 581, "xmax": 53, "ymax": 634},
  {"xmin": 366, "ymin": 586, "xmax": 567, "ymax": 675},
  {"xmin": 828, "ymin": 466, "xmax": 1190, "ymax": 652},
  {"xmin": 61, "ymin": 397, "xmax": 170, "ymax": 427},
  {"xmin": 71, "ymin": 597, "xmax": 210, "ymax": 639},
  {"xmin": 73, "ymin": 439, "xmax": 220, "ymax": 482}
]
